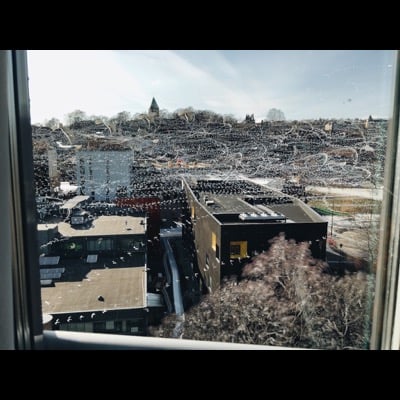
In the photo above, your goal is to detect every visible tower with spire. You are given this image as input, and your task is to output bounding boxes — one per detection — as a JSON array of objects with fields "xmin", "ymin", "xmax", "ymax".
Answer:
[{"xmin": 148, "ymin": 97, "xmax": 159, "ymax": 117}]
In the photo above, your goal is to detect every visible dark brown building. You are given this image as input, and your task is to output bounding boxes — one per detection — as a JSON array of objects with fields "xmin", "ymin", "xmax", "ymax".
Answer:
[{"xmin": 183, "ymin": 178, "xmax": 327, "ymax": 293}]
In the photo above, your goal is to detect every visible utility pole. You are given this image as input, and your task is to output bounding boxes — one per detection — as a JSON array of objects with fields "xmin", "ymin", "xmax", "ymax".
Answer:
[{"xmin": 330, "ymin": 198, "xmax": 334, "ymax": 237}]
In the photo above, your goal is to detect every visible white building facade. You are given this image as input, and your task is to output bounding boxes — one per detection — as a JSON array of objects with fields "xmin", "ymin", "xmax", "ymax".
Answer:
[{"xmin": 77, "ymin": 150, "xmax": 133, "ymax": 201}]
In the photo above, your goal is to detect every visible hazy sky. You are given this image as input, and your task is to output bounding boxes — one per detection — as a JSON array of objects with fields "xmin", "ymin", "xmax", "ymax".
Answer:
[{"xmin": 27, "ymin": 50, "xmax": 396, "ymax": 124}]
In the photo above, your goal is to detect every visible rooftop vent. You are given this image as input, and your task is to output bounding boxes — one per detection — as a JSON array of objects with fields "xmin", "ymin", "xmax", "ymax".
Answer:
[{"xmin": 238, "ymin": 211, "xmax": 286, "ymax": 222}]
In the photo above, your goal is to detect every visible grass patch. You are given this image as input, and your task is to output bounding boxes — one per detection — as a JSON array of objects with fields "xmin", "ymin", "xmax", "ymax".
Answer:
[
  {"xmin": 308, "ymin": 197, "xmax": 381, "ymax": 214},
  {"xmin": 311, "ymin": 206, "xmax": 346, "ymax": 216}
]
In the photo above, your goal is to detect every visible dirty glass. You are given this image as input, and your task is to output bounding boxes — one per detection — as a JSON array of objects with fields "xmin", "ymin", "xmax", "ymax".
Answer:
[{"xmin": 28, "ymin": 50, "xmax": 396, "ymax": 349}]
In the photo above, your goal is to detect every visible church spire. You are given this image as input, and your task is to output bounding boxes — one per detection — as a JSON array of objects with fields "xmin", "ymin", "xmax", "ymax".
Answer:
[{"xmin": 149, "ymin": 97, "xmax": 159, "ymax": 116}]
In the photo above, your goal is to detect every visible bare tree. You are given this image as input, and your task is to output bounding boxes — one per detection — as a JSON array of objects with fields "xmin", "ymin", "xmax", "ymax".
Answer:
[
  {"xmin": 89, "ymin": 115, "xmax": 110, "ymax": 124},
  {"xmin": 65, "ymin": 109, "xmax": 87, "ymax": 126},
  {"xmin": 267, "ymin": 108, "xmax": 286, "ymax": 121},
  {"xmin": 153, "ymin": 234, "xmax": 373, "ymax": 349},
  {"xmin": 44, "ymin": 117, "xmax": 60, "ymax": 130},
  {"xmin": 112, "ymin": 111, "xmax": 131, "ymax": 124},
  {"xmin": 159, "ymin": 109, "xmax": 172, "ymax": 119},
  {"xmin": 173, "ymin": 107, "xmax": 196, "ymax": 122},
  {"xmin": 223, "ymin": 114, "xmax": 238, "ymax": 125}
]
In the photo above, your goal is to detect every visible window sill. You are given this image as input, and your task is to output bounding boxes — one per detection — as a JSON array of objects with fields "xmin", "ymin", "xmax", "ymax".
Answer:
[{"xmin": 42, "ymin": 330, "xmax": 300, "ymax": 350}]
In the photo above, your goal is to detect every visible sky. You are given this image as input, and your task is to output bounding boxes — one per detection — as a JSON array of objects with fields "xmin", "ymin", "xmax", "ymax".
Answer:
[{"xmin": 27, "ymin": 50, "xmax": 396, "ymax": 125}]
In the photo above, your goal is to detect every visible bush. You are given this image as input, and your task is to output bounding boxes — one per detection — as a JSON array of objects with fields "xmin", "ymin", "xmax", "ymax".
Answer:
[{"xmin": 153, "ymin": 234, "xmax": 374, "ymax": 349}]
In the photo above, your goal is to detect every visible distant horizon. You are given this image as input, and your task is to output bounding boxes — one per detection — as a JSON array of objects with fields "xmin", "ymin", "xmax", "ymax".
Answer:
[
  {"xmin": 27, "ymin": 50, "xmax": 396, "ymax": 125},
  {"xmin": 31, "ymin": 104, "xmax": 389, "ymax": 127}
]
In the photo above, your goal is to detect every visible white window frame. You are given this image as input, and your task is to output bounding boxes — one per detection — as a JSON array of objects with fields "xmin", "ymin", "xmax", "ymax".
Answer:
[{"xmin": 370, "ymin": 50, "xmax": 400, "ymax": 350}]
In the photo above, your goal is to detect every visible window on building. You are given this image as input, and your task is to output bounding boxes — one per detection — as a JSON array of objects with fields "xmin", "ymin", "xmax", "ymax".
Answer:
[
  {"xmin": 230, "ymin": 244, "xmax": 241, "ymax": 258},
  {"xmin": 93, "ymin": 322, "xmax": 106, "ymax": 333},
  {"xmin": 119, "ymin": 238, "xmax": 134, "ymax": 251},
  {"xmin": 211, "ymin": 232, "xmax": 216, "ymax": 251},
  {"xmin": 126, "ymin": 319, "xmax": 144, "ymax": 335},
  {"xmin": 229, "ymin": 241, "xmax": 248, "ymax": 259},
  {"xmin": 106, "ymin": 320, "xmax": 115, "ymax": 330},
  {"xmin": 114, "ymin": 320, "xmax": 123, "ymax": 332},
  {"xmin": 216, "ymin": 244, "xmax": 220, "ymax": 261},
  {"xmin": 87, "ymin": 238, "xmax": 113, "ymax": 252}
]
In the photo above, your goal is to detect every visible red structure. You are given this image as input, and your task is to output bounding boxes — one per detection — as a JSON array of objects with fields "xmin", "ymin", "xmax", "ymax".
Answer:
[{"xmin": 116, "ymin": 197, "xmax": 161, "ymax": 238}]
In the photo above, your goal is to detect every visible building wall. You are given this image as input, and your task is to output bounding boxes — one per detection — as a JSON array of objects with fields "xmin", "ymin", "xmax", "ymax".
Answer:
[
  {"xmin": 183, "ymin": 180, "xmax": 327, "ymax": 293},
  {"xmin": 77, "ymin": 150, "xmax": 133, "ymax": 201},
  {"xmin": 54, "ymin": 308, "xmax": 148, "ymax": 336},
  {"xmin": 48, "ymin": 149, "xmax": 58, "ymax": 185},
  {"xmin": 37, "ymin": 225, "xmax": 58, "ymax": 248},
  {"xmin": 221, "ymin": 221, "xmax": 327, "ymax": 261},
  {"xmin": 192, "ymin": 206, "xmax": 221, "ymax": 293},
  {"xmin": 185, "ymin": 185, "xmax": 222, "ymax": 293},
  {"xmin": 219, "ymin": 221, "xmax": 327, "ymax": 284},
  {"xmin": 49, "ymin": 234, "xmax": 146, "ymax": 258}
]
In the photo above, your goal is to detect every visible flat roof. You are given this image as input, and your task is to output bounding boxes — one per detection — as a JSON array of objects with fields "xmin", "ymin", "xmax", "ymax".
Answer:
[
  {"xmin": 58, "ymin": 215, "xmax": 146, "ymax": 237},
  {"xmin": 37, "ymin": 223, "xmax": 58, "ymax": 231},
  {"xmin": 186, "ymin": 179, "xmax": 323, "ymax": 224},
  {"xmin": 41, "ymin": 266, "xmax": 146, "ymax": 314},
  {"xmin": 267, "ymin": 203, "xmax": 316, "ymax": 223}
]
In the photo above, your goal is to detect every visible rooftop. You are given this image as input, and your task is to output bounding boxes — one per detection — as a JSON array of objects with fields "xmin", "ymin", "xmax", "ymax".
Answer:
[
  {"xmin": 187, "ymin": 179, "xmax": 323, "ymax": 224},
  {"xmin": 58, "ymin": 215, "xmax": 146, "ymax": 237},
  {"xmin": 41, "ymin": 266, "xmax": 146, "ymax": 314},
  {"xmin": 38, "ymin": 223, "xmax": 58, "ymax": 231}
]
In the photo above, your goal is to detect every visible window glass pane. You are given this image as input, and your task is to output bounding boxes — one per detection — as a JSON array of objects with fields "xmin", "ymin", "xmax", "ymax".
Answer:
[
  {"xmin": 211, "ymin": 232, "xmax": 216, "ymax": 251},
  {"xmin": 230, "ymin": 241, "xmax": 248, "ymax": 259},
  {"xmin": 28, "ymin": 50, "xmax": 396, "ymax": 349},
  {"xmin": 106, "ymin": 320, "xmax": 114, "ymax": 330},
  {"xmin": 230, "ymin": 244, "xmax": 241, "ymax": 258}
]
